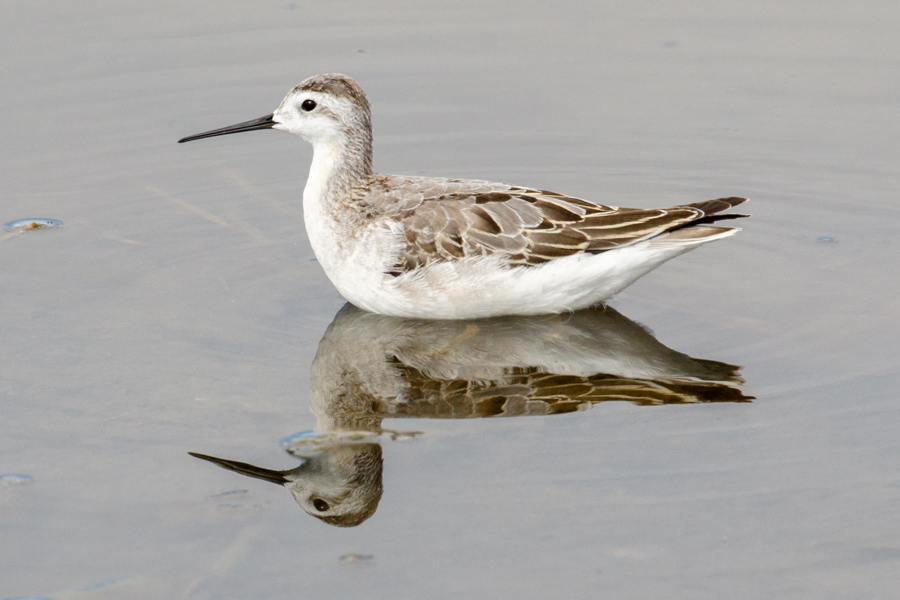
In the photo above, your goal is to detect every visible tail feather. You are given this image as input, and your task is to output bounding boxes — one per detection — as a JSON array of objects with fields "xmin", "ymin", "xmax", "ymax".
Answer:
[
  {"xmin": 684, "ymin": 196, "xmax": 748, "ymax": 215},
  {"xmin": 671, "ymin": 196, "xmax": 749, "ymax": 229},
  {"xmin": 688, "ymin": 212, "xmax": 750, "ymax": 226},
  {"xmin": 649, "ymin": 225, "xmax": 740, "ymax": 248}
]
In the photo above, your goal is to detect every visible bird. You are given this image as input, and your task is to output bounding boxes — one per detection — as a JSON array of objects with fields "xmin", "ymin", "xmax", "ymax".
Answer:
[{"xmin": 179, "ymin": 73, "xmax": 748, "ymax": 319}]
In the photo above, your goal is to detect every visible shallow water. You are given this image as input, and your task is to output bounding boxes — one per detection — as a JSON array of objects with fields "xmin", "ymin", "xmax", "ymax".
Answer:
[{"xmin": 2, "ymin": 1, "xmax": 899, "ymax": 598}]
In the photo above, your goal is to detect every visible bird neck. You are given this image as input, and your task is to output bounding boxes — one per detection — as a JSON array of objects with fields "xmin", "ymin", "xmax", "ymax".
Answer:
[{"xmin": 304, "ymin": 128, "xmax": 373, "ymax": 207}]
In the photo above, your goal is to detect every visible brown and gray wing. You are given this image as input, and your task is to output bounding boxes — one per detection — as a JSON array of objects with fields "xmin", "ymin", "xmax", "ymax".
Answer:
[{"xmin": 390, "ymin": 184, "xmax": 747, "ymax": 274}]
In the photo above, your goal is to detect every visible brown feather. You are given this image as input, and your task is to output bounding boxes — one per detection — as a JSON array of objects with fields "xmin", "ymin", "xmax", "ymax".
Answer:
[{"xmin": 377, "ymin": 175, "xmax": 747, "ymax": 276}]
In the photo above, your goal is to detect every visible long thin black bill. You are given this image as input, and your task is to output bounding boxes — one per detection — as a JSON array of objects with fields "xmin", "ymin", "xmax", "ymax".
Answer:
[
  {"xmin": 178, "ymin": 113, "xmax": 275, "ymax": 143},
  {"xmin": 188, "ymin": 451, "xmax": 289, "ymax": 485}
]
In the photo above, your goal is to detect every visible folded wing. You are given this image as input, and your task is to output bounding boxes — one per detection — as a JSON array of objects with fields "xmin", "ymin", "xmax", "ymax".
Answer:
[{"xmin": 376, "ymin": 176, "xmax": 747, "ymax": 275}]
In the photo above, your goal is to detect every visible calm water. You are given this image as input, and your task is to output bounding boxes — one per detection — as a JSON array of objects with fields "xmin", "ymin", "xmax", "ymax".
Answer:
[{"xmin": 2, "ymin": 1, "xmax": 898, "ymax": 598}]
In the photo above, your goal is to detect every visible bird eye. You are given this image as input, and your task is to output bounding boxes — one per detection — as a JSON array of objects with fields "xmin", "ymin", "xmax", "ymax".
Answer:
[
  {"xmin": 312, "ymin": 498, "xmax": 330, "ymax": 511},
  {"xmin": 301, "ymin": 99, "xmax": 317, "ymax": 112}
]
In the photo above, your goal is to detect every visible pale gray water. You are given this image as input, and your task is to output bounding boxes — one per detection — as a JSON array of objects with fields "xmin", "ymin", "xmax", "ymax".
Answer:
[{"xmin": 1, "ymin": 1, "xmax": 899, "ymax": 598}]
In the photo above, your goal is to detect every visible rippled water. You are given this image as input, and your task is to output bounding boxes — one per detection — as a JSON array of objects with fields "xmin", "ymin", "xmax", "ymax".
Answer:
[{"xmin": 2, "ymin": 1, "xmax": 898, "ymax": 599}]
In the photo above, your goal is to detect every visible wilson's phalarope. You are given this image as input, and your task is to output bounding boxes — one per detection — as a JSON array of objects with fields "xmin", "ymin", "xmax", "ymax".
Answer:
[{"xmin": 179, "ymin": 74, "xmax": 747, "ymax": 319}]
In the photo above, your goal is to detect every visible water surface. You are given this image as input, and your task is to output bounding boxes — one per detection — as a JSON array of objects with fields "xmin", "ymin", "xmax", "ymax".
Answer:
[{"xmin": 1, "ymin": 1, "xmax": 898, "ymax": 598}]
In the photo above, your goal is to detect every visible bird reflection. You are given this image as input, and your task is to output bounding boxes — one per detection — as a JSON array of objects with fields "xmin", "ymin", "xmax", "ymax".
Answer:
[{"xmin": 191, "ymin": 304, "xmax": 751, "ymax": 526}]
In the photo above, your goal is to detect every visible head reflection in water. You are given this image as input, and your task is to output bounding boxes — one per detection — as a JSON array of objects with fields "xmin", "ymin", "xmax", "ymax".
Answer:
[
  {"xmin": 191, "ymin": 304, "xmax": 751, "ymax": 527},
  {"xmin": 191, "ymin": 441, "xmax": 383, "ymax": 527}
]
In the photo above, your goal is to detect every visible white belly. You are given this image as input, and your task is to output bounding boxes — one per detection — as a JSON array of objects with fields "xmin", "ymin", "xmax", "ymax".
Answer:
[{"xmin": 311, "ymin": 234, "xmax": 700, "ymax": 320}]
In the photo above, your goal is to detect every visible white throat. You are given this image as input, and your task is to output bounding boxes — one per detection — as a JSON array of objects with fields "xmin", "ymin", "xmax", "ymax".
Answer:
[{"xmin": 303, "ymin": 138, "xmax": 344, "ymax": 206}]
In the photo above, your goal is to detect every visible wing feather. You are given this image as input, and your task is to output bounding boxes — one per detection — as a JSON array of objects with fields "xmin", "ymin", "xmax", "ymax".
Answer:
[{"xmin": 373, "ymin": 176, "xmax": 747, "ymax": 275}]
